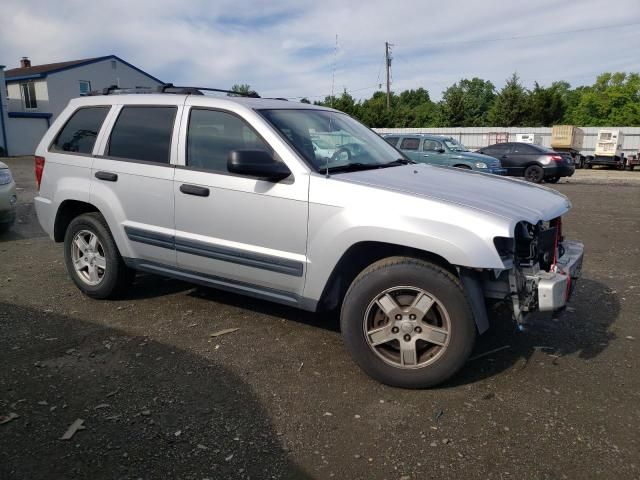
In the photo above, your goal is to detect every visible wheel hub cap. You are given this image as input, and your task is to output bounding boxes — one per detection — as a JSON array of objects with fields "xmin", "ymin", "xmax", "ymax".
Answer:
[{"xmin": 363, "ymin": 287, "xmax": 451, "ymax": 369}]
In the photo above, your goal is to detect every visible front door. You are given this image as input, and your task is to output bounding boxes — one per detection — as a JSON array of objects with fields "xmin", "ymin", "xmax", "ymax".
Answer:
[
  {"xmin": 421, "ymin": 138, "xmax": 446, "ymax": 166},
  {"xmin": 173, "ymin": 107, "xmax": 308, "ymax": 299}
]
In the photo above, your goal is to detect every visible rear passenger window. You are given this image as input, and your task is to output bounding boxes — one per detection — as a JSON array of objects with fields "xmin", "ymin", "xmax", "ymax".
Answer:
[
  {"xmin": 187, "ymin": 109, "xmax": 271, "ymax": 173},
  {"xmin": 107, "ymin": 106, "xmax": 176, "ymax": 163},
  {"xmin": 51, "ymin": 107, "xmax": 109, "ymax": 154},
  {"xmin": 400, "ymin": 138, "xmax": 420, "ymax": 150}
]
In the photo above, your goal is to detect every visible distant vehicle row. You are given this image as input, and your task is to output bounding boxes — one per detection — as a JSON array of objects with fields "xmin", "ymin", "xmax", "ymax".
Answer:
[{"xmin": 383, "ymin": 134, "xmax": 574, "ymax": 183}]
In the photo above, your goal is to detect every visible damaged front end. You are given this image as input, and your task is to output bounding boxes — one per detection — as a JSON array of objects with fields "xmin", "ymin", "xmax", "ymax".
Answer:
[{"xmin": 485, "ymin": 217, "xmax": 584, "ymax": 327}]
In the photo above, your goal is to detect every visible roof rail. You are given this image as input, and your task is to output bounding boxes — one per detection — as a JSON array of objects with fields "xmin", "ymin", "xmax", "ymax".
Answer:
[{"xmin": 83, "ymin": 83, "xmax": 261, "ymax": 98}]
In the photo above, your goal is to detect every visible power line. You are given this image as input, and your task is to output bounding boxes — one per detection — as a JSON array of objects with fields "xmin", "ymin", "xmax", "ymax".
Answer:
[{"xmin": 405, "ymin": 20, "xmax": 640, "ymax": 49}]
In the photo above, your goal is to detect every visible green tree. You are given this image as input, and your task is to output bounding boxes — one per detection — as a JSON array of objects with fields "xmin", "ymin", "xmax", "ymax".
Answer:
[
  {"xmin": 488, "ymin": 73, "xmax": 530, "ymax": 126},
  {"xmin": 438, "ymin": 78, "xmax": 495, "ymax": 127},
  {"xmin": 526, "ymin": 82, "xmax": 566, "ymax": 126},
  {"xmin": 564, "ymin": 72, "xmax": 640, "ymax": 125},
  {"xmin": 228, "ymin": 84, "xmax": 258, "ymax": 97}
]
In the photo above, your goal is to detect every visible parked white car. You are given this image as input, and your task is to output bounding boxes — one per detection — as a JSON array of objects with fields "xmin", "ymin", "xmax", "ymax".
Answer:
[
  {"xmin": 34, "ymin": 86, "xmax": 584, "ymax": 388},
  {"xmin": 0, "ymin": 160, "xmax": 17, "ymax": 233}
]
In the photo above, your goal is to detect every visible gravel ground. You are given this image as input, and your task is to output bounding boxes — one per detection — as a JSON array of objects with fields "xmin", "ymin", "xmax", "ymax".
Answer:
[{"xmin": 1, "ymin": 157, "xmax": 639, "ymax": 479}]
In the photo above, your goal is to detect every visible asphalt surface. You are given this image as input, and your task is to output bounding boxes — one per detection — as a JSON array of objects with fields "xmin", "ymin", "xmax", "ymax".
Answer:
[{"xmin": 1, "ymin": 157, "xmax": 639, "ymax": 479}]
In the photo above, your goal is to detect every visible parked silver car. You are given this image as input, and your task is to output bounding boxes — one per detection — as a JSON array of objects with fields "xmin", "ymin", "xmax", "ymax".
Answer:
[
  {"xmin": 0, "ymin": 160, "xmax": 17, "ymax": 233},
  {"xmin": 34, "ymin": 87, "xmax": 584, "ymax": 388}
]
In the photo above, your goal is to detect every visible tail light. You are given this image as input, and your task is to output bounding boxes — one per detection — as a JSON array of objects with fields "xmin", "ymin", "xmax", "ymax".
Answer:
[
  {"xmin": 35, "ymin": 156, "xmax": 45, "ymax": 189},
  {"xmin": 549, "ymin": 155, "xmax": 563, "ymax": 162}
]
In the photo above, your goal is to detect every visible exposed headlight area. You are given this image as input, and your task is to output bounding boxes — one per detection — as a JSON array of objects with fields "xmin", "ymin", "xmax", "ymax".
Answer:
[
  {"xmin": 0, "ymin": 168, "xmax": 13, "ymax": 186},
  {"xmin": 475, "ymin": 162, "xmax": 488, "ymax": 169}
]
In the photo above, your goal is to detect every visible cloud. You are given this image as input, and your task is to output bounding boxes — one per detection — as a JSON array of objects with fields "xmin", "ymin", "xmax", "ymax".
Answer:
[{"xmin": 1, "ymin": 0, "xmax": 639, "ymax": 100}]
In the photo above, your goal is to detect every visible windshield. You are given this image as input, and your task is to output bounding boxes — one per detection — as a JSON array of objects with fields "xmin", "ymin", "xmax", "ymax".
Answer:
[
  {"xmin": 259, "ymin": 109, "xmax": 408, "ymax": 172},
  {"xmin": 443, "ymin": 138, "xmax": 468, "ymax": 152}
]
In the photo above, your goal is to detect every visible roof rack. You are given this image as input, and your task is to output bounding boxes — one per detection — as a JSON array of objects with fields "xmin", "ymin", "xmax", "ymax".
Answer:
[{"xmin": 83, "ymin": 83, "xmax": 261, "ymax": 98}]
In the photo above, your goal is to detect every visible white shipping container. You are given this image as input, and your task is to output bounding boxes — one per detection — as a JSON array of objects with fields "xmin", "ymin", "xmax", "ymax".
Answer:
[
  {"xmin": 516, "ymin": 133, "xmax": 542, "ymax": 145},
  {"xmin": 594, "ymin": 129, "xmax": 624, "ymax": 157}
]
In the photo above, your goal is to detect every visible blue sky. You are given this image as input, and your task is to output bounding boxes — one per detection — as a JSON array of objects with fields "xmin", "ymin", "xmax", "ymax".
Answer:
[{"xmin": 1, "ymin": 0, "xmax": 639, "ymax": 101}]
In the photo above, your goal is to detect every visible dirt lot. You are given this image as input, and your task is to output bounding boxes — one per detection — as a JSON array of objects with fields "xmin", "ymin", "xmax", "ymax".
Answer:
[{"xmin": 1, "ymin": 157, "xmax": 639, "ymax": 479}]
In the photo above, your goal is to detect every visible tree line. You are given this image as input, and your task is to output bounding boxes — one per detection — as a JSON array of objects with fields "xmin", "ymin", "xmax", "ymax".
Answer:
[{"xmin": 288, "ymin": 72, "xmax": 639, "ymax": 128}]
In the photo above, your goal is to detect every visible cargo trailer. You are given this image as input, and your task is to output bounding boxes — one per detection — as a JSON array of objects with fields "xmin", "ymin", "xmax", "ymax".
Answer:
[{"xmin": 551, "ymin": 125, "xmax": 585, "ymax": 168}]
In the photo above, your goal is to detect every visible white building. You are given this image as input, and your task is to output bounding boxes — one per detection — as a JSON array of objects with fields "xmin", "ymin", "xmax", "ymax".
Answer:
[{"xmin": 3, "ymin": 55, "xmax": 163, "ymax": 155}]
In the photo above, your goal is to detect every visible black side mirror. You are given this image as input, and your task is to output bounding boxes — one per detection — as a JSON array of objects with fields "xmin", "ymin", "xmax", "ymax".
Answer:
[
  {"xmin": 437, "ymin": 148, "xmax": 446, "ymax": 154},
  {"xmin": 228, "ymin": 150, "xmax": 291, "ymax": 181}
]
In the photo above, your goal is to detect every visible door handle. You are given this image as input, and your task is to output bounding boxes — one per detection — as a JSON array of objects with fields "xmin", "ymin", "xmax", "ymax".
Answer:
[
  {"xmin": 180, "ymin": 184, "xmax": 210, "ymax": 197},
  {"xmin": 95, "ymin": 171, "xmax": 118, "ymax": 182},
  {"xmin": 423, "ymin": 154, "xmax": 430, "ymax": 157},
  {"xmin": 501, "ymin": 155, "xmax": 508, "ymax": 159}
]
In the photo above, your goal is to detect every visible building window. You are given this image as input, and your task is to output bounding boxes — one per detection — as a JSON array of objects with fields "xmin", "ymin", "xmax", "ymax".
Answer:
[
  {"xmin": 79, "ymin": 80, "xmax": 91, "ymax": 95},
  {"xmin": 20, "ymin": 82, "xmax": 37, "ymax": 109},
  {"xmin": 111, "ymin": 60, "xmax": 117, "ymax": 70}
]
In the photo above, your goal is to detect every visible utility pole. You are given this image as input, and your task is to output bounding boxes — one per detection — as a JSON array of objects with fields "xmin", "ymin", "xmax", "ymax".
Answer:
[{"xmin": 385, "ymin": 41, "xmax": 393, "ymax": 110}]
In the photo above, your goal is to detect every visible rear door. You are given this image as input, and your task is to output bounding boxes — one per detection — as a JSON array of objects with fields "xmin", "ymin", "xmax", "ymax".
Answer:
[
  {"xmin": 91, "ymin": 101, "xmax": 182, "ymax": 266},
  {"xmin": 172, "ymin": 105, "xmax": 308, "ymax": 298},
  {"xmin": 398, "ymin": 137, "xmax": 422, "ymax": 162}
]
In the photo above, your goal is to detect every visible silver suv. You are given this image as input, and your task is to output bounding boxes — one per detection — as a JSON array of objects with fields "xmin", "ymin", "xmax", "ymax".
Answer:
[{"xmin": 34, "ymin": 86, "xmax": 584, "ymax": 388}]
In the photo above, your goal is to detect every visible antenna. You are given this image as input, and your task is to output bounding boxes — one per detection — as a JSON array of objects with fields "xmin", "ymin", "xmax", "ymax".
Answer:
[{"xmin": 330, "ymin": 34, "xmax": 338, "ymax": 108}]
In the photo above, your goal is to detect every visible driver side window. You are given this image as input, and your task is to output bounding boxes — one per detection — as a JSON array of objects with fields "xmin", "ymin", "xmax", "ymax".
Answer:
[
  {"xmin": 422, "ymin": 140, "xmax": 442, "ymax": 151},
  {"xmin": 187, "ymin": 109, "xmax": 271, "ymax": 173}
]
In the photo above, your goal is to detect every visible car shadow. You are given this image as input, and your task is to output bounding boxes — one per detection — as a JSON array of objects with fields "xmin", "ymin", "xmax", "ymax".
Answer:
[
  {"xmin": 0, "ymin": 302, "xmax": 311, "ymax": 480},
  {"xmin": 442, "ymin": 277, "xmax": 619, "ymax": 388},
  {"xmin": 128, "ymin": 273, "xmax": 617, "ymax": 388}
]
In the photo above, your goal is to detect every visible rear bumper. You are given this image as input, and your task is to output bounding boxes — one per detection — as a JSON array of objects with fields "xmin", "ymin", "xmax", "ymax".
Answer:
[
  {"xmin": 34, "ymin": 195, "xmax": 54, "ymax": 238},
  {"xmin": 535, "ymin": 241, "xmax": 584, "ymax": 311}
]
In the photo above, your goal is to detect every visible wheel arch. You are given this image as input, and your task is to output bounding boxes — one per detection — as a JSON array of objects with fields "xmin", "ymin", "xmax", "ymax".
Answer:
[
  {"xmin": 54, "ymin": 199, "xmax": 100, "ymax": 242},
  {"xmin": 316, "ymin": 241, "xmax": 457, "ymax": 313}
]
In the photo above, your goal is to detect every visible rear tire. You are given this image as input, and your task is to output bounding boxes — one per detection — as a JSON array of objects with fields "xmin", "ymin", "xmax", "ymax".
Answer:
[
  {"xmin": 63, "ymin": 212, "xmax": 135, "ymax": 299},
  {"xmin": 340, "ymin": 257, "xmax": 476, "ymax": 388},
  {"xmin": 524, "ymin": 165, "xmax": 544, "ymax": 183}
]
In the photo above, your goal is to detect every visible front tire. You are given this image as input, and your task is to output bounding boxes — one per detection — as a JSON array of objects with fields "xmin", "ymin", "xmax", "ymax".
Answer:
[
  {"xmin": 340, "ymin": 257, "xmax": 476, "ymax": 388},
  {"xmin": 63, "ymin": 212, "xmax": 135, "ymax": 299}
]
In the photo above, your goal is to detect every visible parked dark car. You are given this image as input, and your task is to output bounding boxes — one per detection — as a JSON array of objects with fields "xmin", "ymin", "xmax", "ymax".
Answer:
[{"xmin": 477, "ymin": 142, "xmax": 575, "ymax": 183}]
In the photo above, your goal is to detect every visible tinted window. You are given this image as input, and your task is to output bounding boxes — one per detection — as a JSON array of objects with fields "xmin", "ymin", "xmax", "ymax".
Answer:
[
  {"xmin": 400, "ymin": 138, "xmax": 420, "ymax": 150},
  {"xmin": 423, "ymin": 139, "xmax": 442, "ymax": 151},
  {"xmin": 108, "ymin": 106, "xmax": 176, "ymax": 163},
  {"xmin": 512, "ymin": 143, "xmax": 537, "ymax": 154},
  {"xmin": 187, "ymin": 109, "xmax": 271, "ymax": 173},
  {"xmin": 484, "ymin": 144, "xmax": 511, "ymax": 155},
  {"xmin": 384, "ymin": 136, "xmax": 399, "ymax": 146},
  {"xmin": 51, "ymin": 107, "xmax": 110, "ymax": 154}
]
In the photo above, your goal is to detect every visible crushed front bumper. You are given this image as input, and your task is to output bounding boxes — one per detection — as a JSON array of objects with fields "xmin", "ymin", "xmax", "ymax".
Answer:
[{"xmin": 534, "ymin": 241, "xmax": 584, "ymax": 311}]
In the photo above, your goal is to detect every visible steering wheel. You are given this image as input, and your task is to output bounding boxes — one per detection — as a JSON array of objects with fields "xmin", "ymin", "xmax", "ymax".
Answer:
[{"xmin": 332, "ymin": 147, "xmax": 352, "ymax": 163}]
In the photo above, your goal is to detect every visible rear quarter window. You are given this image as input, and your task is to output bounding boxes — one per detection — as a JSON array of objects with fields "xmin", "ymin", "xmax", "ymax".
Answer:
[
  {"xmin": 107, "ymin": 106, "xmax": 177, "ymax": 163},
  {"xmin": 50, "ymin": 107, "xmax": 110, "ymax": 154},
  {"xmin": 384, "ymin": 136, "xmax": 399, "ymax": 147}
]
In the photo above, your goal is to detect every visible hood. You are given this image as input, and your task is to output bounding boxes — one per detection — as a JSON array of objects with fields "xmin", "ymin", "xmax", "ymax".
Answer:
[
  {"xmin": 335, "ymin": 164, "xmax": 571, "ymax": 225},
  {"xmin": 456, "ymin": 151, "xmax": 500, "ymax": 165}
]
